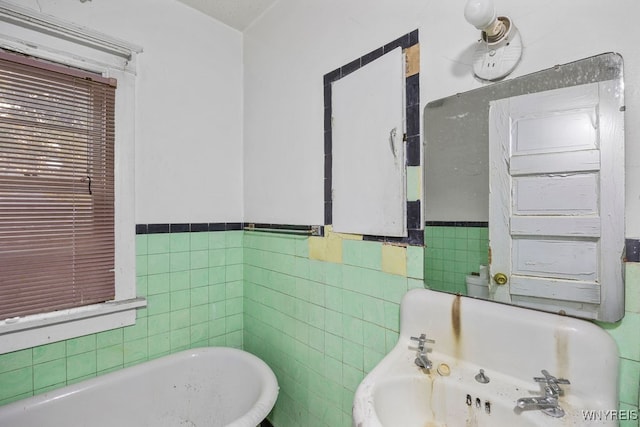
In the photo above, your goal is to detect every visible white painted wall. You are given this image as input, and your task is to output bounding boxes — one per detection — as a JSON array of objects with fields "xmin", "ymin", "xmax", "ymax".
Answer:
[
  {"xmin": 8, "ymin": 0, "xmax": 639, "ymax": 233},
  {"xmin": 13, "ymin": 0, "xmax": 244, "ymax": 224},
  {"xmin": 243, "ymin": 0, "xmax": 640, "ymax": 237}
]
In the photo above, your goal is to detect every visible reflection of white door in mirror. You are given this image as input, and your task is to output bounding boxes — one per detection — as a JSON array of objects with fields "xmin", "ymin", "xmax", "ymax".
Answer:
[{"xmin": 489, "ymin": 81, "xmax": 624, "ymax": 322}]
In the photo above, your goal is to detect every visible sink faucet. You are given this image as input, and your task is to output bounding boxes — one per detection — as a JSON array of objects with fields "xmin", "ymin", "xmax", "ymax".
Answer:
[
  {"xmin": 516, "ymin": 370, "xmax": 570, "ymax": 418},
  {"xmin": 410, "ymin": 334, "xmax": 435, "ymax": 369}
]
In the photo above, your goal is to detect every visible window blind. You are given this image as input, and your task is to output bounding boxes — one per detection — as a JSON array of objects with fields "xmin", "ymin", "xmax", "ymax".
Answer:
[{"xmin": 0, "ymin": 50, "xmax": 116, "ymax": 320}]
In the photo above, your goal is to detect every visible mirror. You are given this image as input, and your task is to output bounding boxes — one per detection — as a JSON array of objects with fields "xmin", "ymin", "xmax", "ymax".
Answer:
[{"xmin": 423, "ymin": 53, "xmax": 625, "ymax": 321}]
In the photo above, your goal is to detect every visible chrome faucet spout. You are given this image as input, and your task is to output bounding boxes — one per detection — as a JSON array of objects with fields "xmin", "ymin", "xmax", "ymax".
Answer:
[
  {"xmin": 515, "ymin": 370, "xmax": 570, "ymax": 418},
  {"xmin": 516, "ymin": 396, "xmax": 558, "ymax": 410},
  {"xmin": 410, "ymin": 333, "xmax": 435, "ymax": 370},
  {"xmin": 415, "ymin": 352, "xmax": 432, "ymax": 370}
]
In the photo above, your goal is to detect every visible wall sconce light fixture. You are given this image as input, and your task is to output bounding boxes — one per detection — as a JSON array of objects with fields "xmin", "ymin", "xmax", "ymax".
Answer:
[{"xmin": 464, "ymin": 0, "xmax": 522, "ymax": 81}]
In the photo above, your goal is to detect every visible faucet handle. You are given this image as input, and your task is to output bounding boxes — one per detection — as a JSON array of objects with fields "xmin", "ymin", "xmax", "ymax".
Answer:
[
  {"xmin": 534, "ymin": 370, "xmax": 570, "ymax": 384},
  {"xmin": 410, "ymin": 333, "xmax": 435, "ymax": 350},
  {"xmin": 534, "ymin": 370, "xmax": 570, "ymax": 396}
]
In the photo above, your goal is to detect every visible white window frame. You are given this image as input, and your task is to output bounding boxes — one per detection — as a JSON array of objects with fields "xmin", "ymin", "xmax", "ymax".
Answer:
[{"xmin": 0, "ymin": 1, "xmax": 145, "ymax": 353}]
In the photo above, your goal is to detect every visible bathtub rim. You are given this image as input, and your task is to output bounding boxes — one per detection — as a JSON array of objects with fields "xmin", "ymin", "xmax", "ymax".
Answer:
[{"xmin": 0, "ymin": 346, "xmax": 279, "ymax": 427}]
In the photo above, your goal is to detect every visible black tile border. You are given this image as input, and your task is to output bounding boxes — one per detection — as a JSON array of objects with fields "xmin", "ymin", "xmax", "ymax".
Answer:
[
  {"xmin": 135, "ymin": 224, "xmax": 150, "ymax": 234},
  {"xmin": 406, "ymin": 73, "xmax": 420, "ymax": 107},
  {"xmin": 362, "ymin": 47, "xmax": 383, "ymax": 67},
  {"xmin": 136, "ymin": 222, "xmax": 323, "ymax": 236},
  {"xmin": 407, "ymin": 201, "xmax": 421, "ymax": 230},
  {"xmin": 170, "ymin": 223, "xmax": 190, "ymax": 233},
  {"xmin": 626, "ymin": 238, "xmax": 640, "ymax": 262},
  {"xmin": 406, "ymin": 135, "xmax": 421, "ymax": 167},
  {"xmin": 208, "ymin": 223, "xmax": 227, "ymax": 232},
  {"xmin": 147, "ymin": 223, "xmax": 169, "ymax": 234},
  {"xmin": 323, "ymin": 29, "xmax": 422, "ymax": 246},
  {"xmin": 225, "ymin": 222, "xmax": 244, "ymax": 231},
  {"xmin": 362, "ymin": 228, "xmax": 424, "ymax": 246},
  {"xmin": 425, "ymin": 221, "xmax": 489, "ymax": 228},
  {"xmin": 408, "ymin": 228, "xmax": 425, "ymax": 246},
  {"xmin": 136, "ymin": 222, "xmax": 246, "ymax": 235}
]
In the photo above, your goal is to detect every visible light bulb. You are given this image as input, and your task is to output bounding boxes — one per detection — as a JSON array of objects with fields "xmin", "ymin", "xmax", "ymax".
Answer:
[
  {"xmin": 464, "ymin": 0, "xmax": 522, "ymax": 80},
  {"xmin": 464, "ymin": 0, "xmax": 497, "ymax": 30}
]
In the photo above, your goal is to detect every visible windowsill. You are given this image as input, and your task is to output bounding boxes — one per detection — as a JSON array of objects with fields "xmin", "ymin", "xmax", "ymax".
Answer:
[{"xmin": 0, "ymin": 298, "xmax": 147, "ymax": 354}]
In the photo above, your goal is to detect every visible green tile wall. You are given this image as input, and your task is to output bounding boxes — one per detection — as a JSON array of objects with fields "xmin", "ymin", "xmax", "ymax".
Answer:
[
  {"xmin": 424, "ymin": 226, "xmax": 489, "ymax": 295},
  {"xmin": 600, "ymin": 262, "xmax": 640, "ymax": 427},
  {"xmin": 243, "ymin": 233, "xmax": 424, "ymax": 427},
  {"xmin": 1, "ymin": 228, "xmax": 638, "ymax": 427},
  {"xmin": 0, "ymin": 230, "xmax": 244, "ymax": 406}
]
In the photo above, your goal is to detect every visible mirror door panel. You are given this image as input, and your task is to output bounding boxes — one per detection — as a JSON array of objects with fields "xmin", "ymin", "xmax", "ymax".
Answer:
[{"xmin": 489, "ymin": 81, "xmax": 624, "ymax": 321}]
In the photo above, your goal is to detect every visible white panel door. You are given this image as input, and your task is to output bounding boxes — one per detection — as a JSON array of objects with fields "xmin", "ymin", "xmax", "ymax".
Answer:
[
  {"xmin": 332, "ymin": 48, "xmax": 406, "ymax": 237},
  {"xmin": 489, "ymin": 81, "xmax": 624, "ymax": 321}
]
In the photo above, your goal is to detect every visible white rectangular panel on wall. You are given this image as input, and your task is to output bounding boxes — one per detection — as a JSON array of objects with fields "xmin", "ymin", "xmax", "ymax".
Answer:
[
  {"xmin": 331, "ymin": 47, "xmax": 406, "ymax": 237},
  {"xmin": 489, "ymin": 81, "xmax": 625, "ymax": 322}
]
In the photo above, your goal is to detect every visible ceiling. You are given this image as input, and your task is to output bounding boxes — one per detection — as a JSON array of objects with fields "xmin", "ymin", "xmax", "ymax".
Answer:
[{"xmin": 176, "ymin": 0, "xmax": 279, "ymax": 31}]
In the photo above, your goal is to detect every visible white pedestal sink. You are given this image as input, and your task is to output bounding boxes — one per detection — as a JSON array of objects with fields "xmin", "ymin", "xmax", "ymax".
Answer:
[{"xmin": 353, "ymin": 289, "xmax": 619, "ymax": 427}]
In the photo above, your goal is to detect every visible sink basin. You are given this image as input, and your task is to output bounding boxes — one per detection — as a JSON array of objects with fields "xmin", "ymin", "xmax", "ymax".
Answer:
[
  {"xmin": 353, "ymin": 289, "xmax": 619, "ymax": 427},
  {"xmin": 372, "ymin": 376, "xmax": 433, "ymax": 427}
]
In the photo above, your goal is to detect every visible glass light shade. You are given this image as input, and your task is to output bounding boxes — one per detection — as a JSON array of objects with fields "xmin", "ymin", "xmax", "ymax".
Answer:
[{"xmin": 464, "ymin": 0, "xmax": 497, "ymax": 30}]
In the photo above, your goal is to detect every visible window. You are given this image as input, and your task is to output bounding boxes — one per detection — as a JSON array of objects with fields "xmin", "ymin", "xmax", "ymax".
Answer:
[
  {"xmin": 0, "ymin": 50, "xmax": 116, "ymax": 319},
  {"xmin": 0, "ymin": 2, "xmax": 143, "ymax": 354}
]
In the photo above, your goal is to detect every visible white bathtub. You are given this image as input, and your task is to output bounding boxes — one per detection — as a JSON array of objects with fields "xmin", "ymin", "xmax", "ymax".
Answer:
[{"xmin": 0, "ymin": 347, "xmax": 279, "ymax": 427}]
